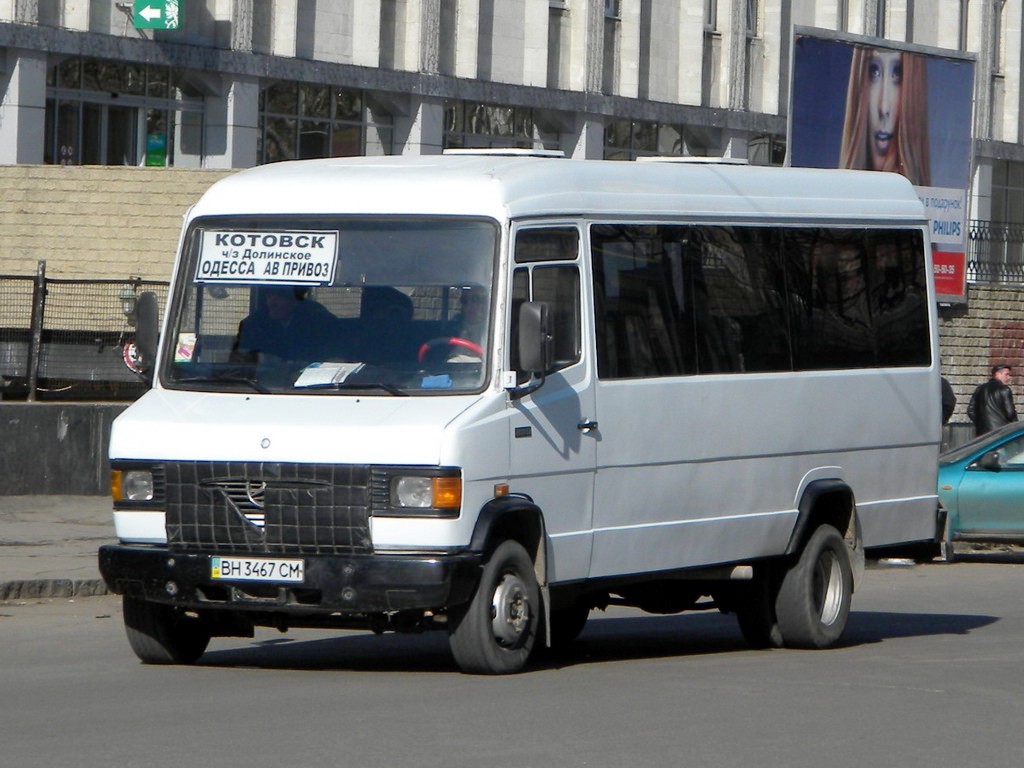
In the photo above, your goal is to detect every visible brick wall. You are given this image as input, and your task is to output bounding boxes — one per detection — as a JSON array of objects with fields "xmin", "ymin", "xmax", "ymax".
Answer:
[
  {"xmin": 0, "ymin": 165, "xmax": 234, "ymax": 280},
  {"xmin": 940, "ymin": 285, "xmax": 1024, "ymax": 424}
]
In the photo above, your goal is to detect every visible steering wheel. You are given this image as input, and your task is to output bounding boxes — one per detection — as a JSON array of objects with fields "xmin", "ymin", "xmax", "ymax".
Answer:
[{"xmin": 418, "ymin": 337, "xmax": 484, "ymax": 363}]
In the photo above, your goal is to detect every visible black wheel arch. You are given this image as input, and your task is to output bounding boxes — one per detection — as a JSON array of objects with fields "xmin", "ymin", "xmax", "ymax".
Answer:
[
  {"xmin": 469, "ymin": 494, "xmax": 547, "ymax": 586},
  {"xmin": 786, "ymin": 478, "xmax": 864, "ymax": 585}
]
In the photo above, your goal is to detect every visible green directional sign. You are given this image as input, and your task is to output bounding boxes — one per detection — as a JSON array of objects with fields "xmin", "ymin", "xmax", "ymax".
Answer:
[{"xmin": 134, "ymin": 0, "xmax": 182, "ymax": 30}]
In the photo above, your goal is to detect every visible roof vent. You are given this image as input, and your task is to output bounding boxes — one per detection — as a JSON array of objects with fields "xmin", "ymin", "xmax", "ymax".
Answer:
[
  {"xmin": 442, "ymin": 148, "xmax": 566, "ymax": 158},
  {"xmin": 635, "ymin": 156, "xmax": 749, "ymax": 165}
]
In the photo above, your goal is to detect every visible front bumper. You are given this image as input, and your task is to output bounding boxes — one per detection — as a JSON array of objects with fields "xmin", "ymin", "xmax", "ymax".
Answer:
[{"xmin": 99, "ymin": 544, "xmax": 480, "ymax": 615}]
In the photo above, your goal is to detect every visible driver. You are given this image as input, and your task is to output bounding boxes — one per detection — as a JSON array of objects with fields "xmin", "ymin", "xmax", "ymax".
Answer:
[
  {"xmin": 232, "ymin": 286, "xmax": 337, "ymax": 363},
  {"xmin": 418, "ymin": 288, "xmax": 488, "ymax": 364}
]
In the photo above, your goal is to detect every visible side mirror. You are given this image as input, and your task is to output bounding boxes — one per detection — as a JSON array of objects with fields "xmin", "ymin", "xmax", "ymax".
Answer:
[
  {"xmin": 518, "ymin": 300, "xmax": 553, "ymax": 376},
  {"xmin": 135, "ymin": 291, "xmax": 160, "ymax": 380},
  {"xmin": 976, "ymin": 451, "xmax": 1002, "ymax": 471}
]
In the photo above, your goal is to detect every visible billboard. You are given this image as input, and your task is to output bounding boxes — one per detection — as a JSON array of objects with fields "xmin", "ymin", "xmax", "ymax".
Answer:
[{"xmin": 789, "ymin": 28, "xmax": 975, "ymax": 303}]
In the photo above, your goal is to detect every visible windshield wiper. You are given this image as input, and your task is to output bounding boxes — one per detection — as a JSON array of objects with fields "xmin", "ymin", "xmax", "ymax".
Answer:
[
  {"xmin": 299, "ymin": 381, "xmax": 409, "ymax": 396},
  {"xmin": 176, "ymin": 375, "xmax": 271, "ymax": 394}
]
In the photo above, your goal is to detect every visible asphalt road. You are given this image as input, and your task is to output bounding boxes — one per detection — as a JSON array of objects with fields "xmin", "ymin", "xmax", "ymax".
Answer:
[{"xmin": 2, "ymin": 556, "xmax": 1023, "ymax": 768}]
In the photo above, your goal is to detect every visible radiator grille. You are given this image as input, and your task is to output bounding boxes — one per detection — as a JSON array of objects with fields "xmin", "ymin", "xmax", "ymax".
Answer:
[{"xmin": 164, "ymin": 462, "xmax": 372, "ymax": 555}]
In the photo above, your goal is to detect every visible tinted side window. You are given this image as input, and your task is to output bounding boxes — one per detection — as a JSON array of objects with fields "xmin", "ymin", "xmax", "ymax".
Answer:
[
  {"xmin": 592, "ymin": 224, "xmax": 931, "ymax": 380},
  {"xmin": 868, "ymin": 229, "xmax": 930, "ymax": 367},
  {"xmin": 785, "ymin": 229, "xmax": 877, "ymax": 369},
  {"xmin": 785, "ymin": 228, "xmax": 930, "ymax": 370},
  {"xmin": 591, "ymin": 224, "xmax": 691, "ymax": 378},
  {"xmin": 687, "ymin": 226, "xmax": 792, "ymax": 373}
]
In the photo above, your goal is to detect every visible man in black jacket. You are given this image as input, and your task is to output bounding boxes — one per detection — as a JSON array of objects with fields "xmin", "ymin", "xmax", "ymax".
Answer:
[{"xmin": 967, "ymin": 364, "xmax": 1018, "ymax": 435}]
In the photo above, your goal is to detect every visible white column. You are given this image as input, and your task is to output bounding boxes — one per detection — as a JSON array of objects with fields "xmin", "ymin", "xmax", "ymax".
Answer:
[
  {"xmin": 272, "ymin": 0, "xmax": 298, "ymax": 57},
  {"xmin": 353, "ymin": 0, "xmax": 382, "ymax": 67},
  {"xmin": 203, "ymin": 76, "xmax": 260, "ymax": 168},
  {"xmin": 522, "ymin": 0, "xmax": 547, "ymax": 87},
  {"xmin": 395, "ymin": 97, "xmax": 445, "ymax": 155},
  {"xmin": 63, "ymin": 0, "xmax": 90, "ymax": 30},
  {"xmin": 568, "ymin": 117, "xmax": 604, "ymax": 159},
  {"xmin": 0, "ymin": 48, "xmax": 47, "ymax": 164},
  {"xmin": 455, "ymin": 0, "xmax": 479, "ymax": 78},
  {"xmin": 679, "ymin": 0, "xmax": 703, "ymax": 105}
]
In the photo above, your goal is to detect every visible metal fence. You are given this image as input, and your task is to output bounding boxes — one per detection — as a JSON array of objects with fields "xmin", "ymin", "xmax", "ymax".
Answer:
[
  {"xmin": 0, "ymin": 262, "xmax": 169, "ymax": 401},
  {"xmin": 968, "ymin": 219, "xmax": 1024, "ymax": 284}
]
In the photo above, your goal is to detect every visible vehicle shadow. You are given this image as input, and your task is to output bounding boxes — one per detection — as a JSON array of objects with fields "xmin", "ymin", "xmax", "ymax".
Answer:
[{"xmin": 198, "ymin": 608, "xmax": 997, "ymax": 674}]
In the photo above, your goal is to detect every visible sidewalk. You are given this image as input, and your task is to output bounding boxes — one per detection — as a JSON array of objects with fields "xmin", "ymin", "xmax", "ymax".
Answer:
[{"xmin": 0, "ymin": 495, "xmax": 114, "ymax": 600}]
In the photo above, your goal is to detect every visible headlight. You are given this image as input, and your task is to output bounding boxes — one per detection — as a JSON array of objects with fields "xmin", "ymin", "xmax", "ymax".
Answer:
[
  {"xmin": 392, "ymin": 476, "xmax": 462, "ymax": 510},
  {"xmin": 112, "ymin": 469, "xmax": 155, "ymax": 502},
  {"xmin": 373, "ymin": 468, "xmax": 462, "ymax": 518}
]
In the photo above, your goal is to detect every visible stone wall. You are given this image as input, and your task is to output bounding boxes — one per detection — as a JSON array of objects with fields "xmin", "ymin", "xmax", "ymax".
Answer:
[
  {"xmin": 0, "ymin": 165, "xmax": 234, "ymax": 280},
  {"xmin": 939, "ymin": 286, "xmax": 1024, "ymax": 424}
]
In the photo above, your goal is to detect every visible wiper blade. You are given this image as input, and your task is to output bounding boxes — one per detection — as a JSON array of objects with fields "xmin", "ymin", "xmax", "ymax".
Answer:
[
  {"xmin": 176, "ymin": 375, "xmax": 271, "ymax": 394},
  {"xmin": 300, "ymin": 381, "xmax": 409, "ymax": 396}
]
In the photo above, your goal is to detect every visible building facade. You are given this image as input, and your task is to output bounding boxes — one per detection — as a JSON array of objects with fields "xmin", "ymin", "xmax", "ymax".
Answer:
[
  {"xmin": 0, "ymin": 3, "xmax": 1016, "ymax": 184},
  {"xmin": 2, "ymin": 1, "xmax": 1021, "ymax": 241}
]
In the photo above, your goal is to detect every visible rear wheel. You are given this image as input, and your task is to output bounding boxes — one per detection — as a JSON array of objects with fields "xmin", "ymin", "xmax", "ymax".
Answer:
[
  {"xmin": 122, "ymin": 597, "xmax": 211, "ymax": 665},
  {"xmin": 775, "ymin": 524, "xmax": 853, "ymax": 649},
  {"xmin": 448, "ymin": 540, "xmax": 540, "ymax": 674}
]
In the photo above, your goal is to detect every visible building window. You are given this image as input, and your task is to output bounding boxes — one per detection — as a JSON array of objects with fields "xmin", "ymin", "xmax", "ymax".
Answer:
[
  {"xmin": 44, "ymin": 57, "xmax": 203, "ymax": 166},
  {"xmin": 443, "ymin": 101, "xmax": 562, "ymax": 151},
  {"xmin": 602, "ymin": 6, "xmax": 620, "ymax": 94},
  {"xmin": 702, "ymin": 0, "xmax": 719, "ymax": 106},
  {"xmin": 747, "ymin": 134, "xmax": 786, "ymax": 166},
  {"xmin": 547, "ymin": 2, "xmax": 570, "ymax": 89},
  {"xmin": 744, "ymin": 0, "xmax": 759, "ymax": 108},
  {"xmin": 258, "ymin": 83, "xmax": 393, "ymax": 164},
  {"xmin": 604, "ymin": 119, "xmax": 685, "ymax": 160},
  {"xmin": 986, "ymin": 160, "xmax": 1024, "ymax": 266}
]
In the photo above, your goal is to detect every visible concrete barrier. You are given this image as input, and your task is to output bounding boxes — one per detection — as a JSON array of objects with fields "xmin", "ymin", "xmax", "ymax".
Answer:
[{"xmin": 0, "ymin": 403, "xmax": 127, "ymax": 495}]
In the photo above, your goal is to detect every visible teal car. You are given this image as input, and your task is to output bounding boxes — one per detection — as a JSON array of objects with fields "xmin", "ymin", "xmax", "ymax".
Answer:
[{"xmin": 938, "ymin": 421, "xmax": 1024, "ymax": 556}]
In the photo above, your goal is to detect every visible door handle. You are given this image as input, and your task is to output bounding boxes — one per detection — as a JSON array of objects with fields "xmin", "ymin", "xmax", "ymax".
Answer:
[{"xmin": 577, "ymin": 419, "xmax": 598, "ymax": 434}]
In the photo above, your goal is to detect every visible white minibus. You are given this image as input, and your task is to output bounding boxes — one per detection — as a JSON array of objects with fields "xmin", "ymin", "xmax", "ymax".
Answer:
[{"xmin": 100, "ymin": 153, "xmax": 941, "ymax": 674}]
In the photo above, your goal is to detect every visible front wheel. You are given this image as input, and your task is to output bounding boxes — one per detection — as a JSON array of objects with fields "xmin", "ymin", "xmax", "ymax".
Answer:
[
  {"xmin": 775, "ymin": 524, "xmax": 853, "ymax": 649},
  {"xmin": 448, "ymin": 540, "xmax": 540, "ymax": 674},
  {"xmin": 122, "ymin": 597, "xmax": 211, "ymax": 665}
]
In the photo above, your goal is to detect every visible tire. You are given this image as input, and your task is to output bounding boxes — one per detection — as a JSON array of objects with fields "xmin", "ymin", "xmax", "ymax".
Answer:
[
  {"xmin": 733, "ymin": 565, "xmax": 784, "ymax": 650},
  {"xmin": 448, "ymin": 540, "xmax": 540, "ymax": 674},
  {"xmin": 775, "ymin": 524, "xmax": 853, "ymax": 649},
  {"xmin": 122, "ymin": 596, "xmax": 211, "ymax": 665},
  {"xmin": 547, "ymin": 602, "xmax": 590, "ymax": 649}
]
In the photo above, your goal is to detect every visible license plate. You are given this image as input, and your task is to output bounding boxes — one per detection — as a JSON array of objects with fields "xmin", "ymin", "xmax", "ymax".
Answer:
[{"xmin": 211, "ymin": 556, "xmax": 305, "ymax": 583}]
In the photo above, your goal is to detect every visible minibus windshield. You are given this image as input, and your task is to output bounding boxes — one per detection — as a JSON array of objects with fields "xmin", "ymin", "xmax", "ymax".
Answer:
[{"xmin": 162, "ymin": 216, "xmax": 498, "ymax": 395}]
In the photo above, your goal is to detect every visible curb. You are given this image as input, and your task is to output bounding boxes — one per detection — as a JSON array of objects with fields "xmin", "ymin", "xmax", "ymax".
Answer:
[{"xmin": 0, "ymin": 579, "xmax": 109, "ymax": 601}]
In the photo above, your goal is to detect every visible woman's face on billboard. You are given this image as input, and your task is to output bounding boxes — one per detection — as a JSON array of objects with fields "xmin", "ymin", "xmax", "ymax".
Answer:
[{"xmin": 866, "ymin": 49, "xmax": 903, "ymax": 170}]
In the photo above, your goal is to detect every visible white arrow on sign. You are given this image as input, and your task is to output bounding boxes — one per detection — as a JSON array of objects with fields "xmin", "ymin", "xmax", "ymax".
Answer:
[{"xmin": 139, "ymin": 5, "xmax": 163, "ymax": 22}]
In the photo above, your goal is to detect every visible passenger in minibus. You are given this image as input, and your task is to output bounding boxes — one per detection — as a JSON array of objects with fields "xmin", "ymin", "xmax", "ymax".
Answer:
[{"xmin": 353, "ymin": 286, "xmax": 417, "ymax": 365}]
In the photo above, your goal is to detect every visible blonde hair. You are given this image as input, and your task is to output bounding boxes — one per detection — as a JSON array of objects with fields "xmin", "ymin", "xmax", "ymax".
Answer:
[{"xmin": 839, "ymin": 47, "xmax": 931, "ymax": 186}]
